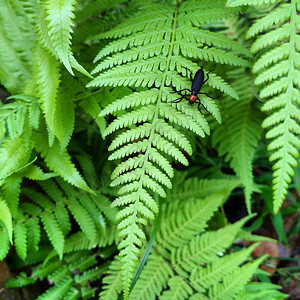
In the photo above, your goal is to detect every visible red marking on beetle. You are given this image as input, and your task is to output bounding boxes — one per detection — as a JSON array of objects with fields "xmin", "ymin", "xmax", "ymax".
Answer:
[{"xmin": 189, "ymin": 95, "xmax": 197, "ymax": 103}]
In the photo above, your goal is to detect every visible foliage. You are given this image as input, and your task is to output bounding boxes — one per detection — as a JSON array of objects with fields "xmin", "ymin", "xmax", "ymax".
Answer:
[
  {"xmin": 246, "ymin": 0, "xmax": 299, "ymax": 212},
  {"xmin": 0, "ymin": 0, "xmax": 297, "ymax": 299},
  {"xmin": 88, "ymin": 1, "xmax": 251, "ymax": 295},
  {"xmin": 100, "ymin": 182, "xmax": 284, "ymax": 299}
]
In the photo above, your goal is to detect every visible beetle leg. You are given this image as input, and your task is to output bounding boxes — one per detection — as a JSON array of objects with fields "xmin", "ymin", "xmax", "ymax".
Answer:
[
  {"xmin": 170, "ymin": 97, "xmax": 184, "ymax": 103},
  {"xmin": 197, "ymin": 101, "xmax": 203, "ymax": 114},
  {"xmin": 196, "ymin": 98, "xmax": 209, "ymax": 113},
  {"xmin": 181, "ymin": 66, "xmax": 193, "ymax": 81},
  {"xmin": 177, "ymin": 88, "xmax": 190, "ymax": 94},
  {"xmin": 202, "ymin": 70, "xmax": 212, "ymax": 84},
  {"xmin": 198, "ymin": 92, "xmax": 214, "ymax": 100}
]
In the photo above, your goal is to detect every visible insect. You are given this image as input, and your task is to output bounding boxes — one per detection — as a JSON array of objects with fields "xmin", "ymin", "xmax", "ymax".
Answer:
[{"xmin": 170, "ymin": 67, "xmax": 213, "ymax": 113}]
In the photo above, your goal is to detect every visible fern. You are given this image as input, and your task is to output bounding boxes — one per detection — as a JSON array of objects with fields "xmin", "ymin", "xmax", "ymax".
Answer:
[
  {"xmin": 0, "ymin": 1, "xmax": 295, "ymax": 299},
  {"xmin": 100, "ymin": 256, "xmax": 123, "ymax": 300},
  {"xmin": 227, "ymin": 0, "xmax": 300, "ymax": 212},
  {"xmin": 227, "ymin": 0, "xmax": 280, "ymax": 5},
  {"xmin": 0, "ymin": 0, "xmax": 35, "ymax": 93},
  {"xmin": 6, "ymin": 250, "xmax": 108, "ymax": 300},
  {"xmin": 212, "ymin": 69, "xmax": 263, "ymax": 212},
  {"xmin": 167, "ymin": 175, "xmax": 240, "ymax": 200},
  {"xmin": 0, "ymin": 161, "xmax": 116, "ymax": 260},
  {"xmin": 88, "ymin": 1, "xmax": 250, "ymax": 295},
  {"xmin": 40, "ymin": 0, "xmax": 90, "ymax": 77},
  {"xmin": 239, "ymin": 282, "xmax": 288, "ymax": 299},
  {"xmin": 0, "ymin": 198, "xmax": 13, "ymax": 243},
  {"xmin": 0, "ymin": 134, "xmax": 32, "ymax": 185},
  {"xmin": 100, "ymin": 181, "xmax": 283, "ymax": 299}
]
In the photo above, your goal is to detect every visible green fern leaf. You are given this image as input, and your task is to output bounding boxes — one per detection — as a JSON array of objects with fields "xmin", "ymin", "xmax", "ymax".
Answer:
[
  {"xmin": 172, "ymin": 216, "xmax": 252, "ymax": 276},
  {"xmin": 156, "ymin": 190, "xmax": 235, "ymax": 254},
  {"xmin": 160, "ymin": 276, "xmax": 193, "ymax": 300},
  {"xmin": 26, "ymin": 217, "xmax": 41, "ymax": 252},
  {"xmin": 212, "ymin": 71, "xmax": 263, "ymax": 212},
  {"xmin": 246, "ymin": 4, "xmax": 291, "ymax": 38},
  {"xmin": 0, "ymin": 228, "xmax": 10, "ymax": 259},
  {"xmin": 67, "ymin": 198, "xmax": 97, "ymax": 244},
  {"xmin": 14, "ymin": 222, "xmax": 27, "ymax": 260},
  {"xmin": 239, "ymin": 282, "xmax": 288, "ymax": 300},
  {"xmin": 129, "ymin": 255, "xmax": 173, "ymax": 300},
  {"xmin": 208, "ymin": 255, "xmax": 267, "ymax": 300},
  {"xmin": 0, "ymin": 135, "xmax": 31, "ymax": 184},
  {"xmin": 34, "ymin": 131, "xmax": 94, "ymax": 194},
  {"xmin": 22, "ymin": 165, "xmax": 56, "ymax": 181},
  {"xmin": 36, "ymin": 277, "xmax": 73, "ymax": 300},
  {"xmin": 168, "ymin": 177, "xmax": 240, "ymax": 200},
  {"xmin": 190, "ymin": 243, "xmax": 259, "ymax": 291},
  {"xmin": 2, "ymin": 175, "xmax": 22, "ymax": 216},
  {"xmin": 34, "ymin": 45, "xmax": 62, "ymax": 142},
  {"xmin": 44, "ymin": 0, "xmax": 90, "ymax": 77},
  {"xmin": 55, "ymin": 91, "xmax": 75, "ymax": 149},
  {"xmin": 0, "ymin": 0, "xmax": 34, "ymax": 93},
  {"xmin": 247, "ymin": 0, "xmax": 300, "ymax": 212},
  {"xmin": 227, "ymin": 0, "xmax": 279, "ymax": 6},
  {"xmin": 88, "ymin": 1, "xmax": 249, "ymax": 296},
  {"xmin": 40, "ymin": 212, "xmax": 65, "ymax": 259},
  {"xmin": 0, "ymin": 198, "xmax": 13, "ymax": 243},
  {"xmin": 29, "ymin": 100, "xmax": 40, "ymax": 128},
  {"xmin": 108, "ymin": 182, "xmax": 273, "ymax": 300},
  {"xmin": 100, "ymin": 257, "xmax": 123, "ymax": 300},
  {"xmin": 0, "ymin": 229, "xmax": 10, "ymax": 260}
]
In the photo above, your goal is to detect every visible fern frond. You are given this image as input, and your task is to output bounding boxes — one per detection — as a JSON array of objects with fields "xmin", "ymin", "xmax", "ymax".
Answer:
[
  {"xmin": 0, "ymin": 229, "xmax": 10, "ymax": 260},
  {"xmin": 30, "ymin": 251, "xmax": 103, "ymax": 300},
  {"xmin": 160, "ymin": 276, "xmax": 193, "ymax": 300},
  {"xmin": 41, "ymin": 0, "xmax": 90, "ymax": 77},
  {"xmin": 33, "ymin": 45, "xmax": 62, "ymax": 142},
  {"xmin": 227, "ymin": 0, "xmax": 279, "ymax": 6},
  {"xmin": 0, "ymin": 135, "xmax": 31, "ymax": 184},
  {"xmin": 0, "ymin": 95, "xmax": 40, "ymax": 140},
  {"xmin": 2, "ymin": 175, "xmax": 22, "ymax": 216},
  {"xmin": 26, "ymin": 217, "xmax": 41, "ymax": 252},
  {"xmin": 246, "ymin": 3, "xmax": 291, "ymax": 38},
  {"xmin": 33, "ymin": 129, "xmax": 93, "ymax": 193},
  {"xmin": 100, "ymin": 257, "xmax": 123, "ymax": 300},
  {"xmin": 45, "ymin": 0, "xmax": 76, "ymax": 75},
  {"xmin": 172, "ymin": 216, "xmax": 252, "ymax": 276},
  {"xmin": 212, "ymin": 70, "xmax": 263, "ymax": 212},
  {"xmin": 168, "ymin": 177, "xmax": 240, "ymax": 200},
  {"xmin": 190, "ymin": 243, "xmax": 258, "ymax": 292},
  {"xmin": 156, "ymin": 189, "xmax": 236, "ymax": 255},
  {"xmin": 129, "ymin": 255, "xmax": 173, "ymax": 300},
  {"xmin": 88, "ymin": 1, "xmax": 250, "ymax": 296},
  {"xmin": 246, "ymin": 0, "xmax": 300, "ymax": 212},
  {"xmin": 14, "ymin": 222, "xmax": 28, "ymax": 260},
  {"xmin": 0, "ymin": 199, "xmax": 13, "ymax": 243},
  {"xmin": 239, "ymin": 282, "xmax": 288, "ymax": 300},
  {"xmin": 0, "ymin": 0, "xmax": 34, "ymax": 93},
  {"xmin": 10, "ymin": 169, "xmax": 112, "ymax": 261},
  {"xmin": 116, "ymin": 184, "xmax": 273, "ymax": 299},
  {"xmin": 67, "ymin": 198, "xmax": 97, "ymax": 244},
  {"xmin": 208, "ymin": 255, "xmax": 267, "ymax": 300}
]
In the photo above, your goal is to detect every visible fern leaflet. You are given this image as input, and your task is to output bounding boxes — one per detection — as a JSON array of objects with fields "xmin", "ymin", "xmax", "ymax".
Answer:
[{"xmin": 245, "ymin": 0, "xmax": 300, "ymax": 212}]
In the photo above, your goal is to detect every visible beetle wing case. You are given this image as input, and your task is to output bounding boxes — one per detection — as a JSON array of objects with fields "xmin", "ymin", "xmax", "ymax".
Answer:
[{"xmin": 191, "ymin": 69, "xmax": 204, "ymax": 93}]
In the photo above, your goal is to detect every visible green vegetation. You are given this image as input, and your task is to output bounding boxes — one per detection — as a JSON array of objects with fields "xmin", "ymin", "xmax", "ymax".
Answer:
[{"xmin": 0, "ymin": 0, "xmax": 298, "ymax": 299}]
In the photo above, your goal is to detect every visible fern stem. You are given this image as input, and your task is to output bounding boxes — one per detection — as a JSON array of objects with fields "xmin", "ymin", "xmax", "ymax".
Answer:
[
  {"xmin": 72, "ymin": 88, "xmax": 103, "ymax": 102},
  {"xmin": 135, "ymin": 1, "xmax": 180, "ymax": 184},
  {"xmin": 130, "ymin": 194, "xmax": 161, "ymax": 292}
]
